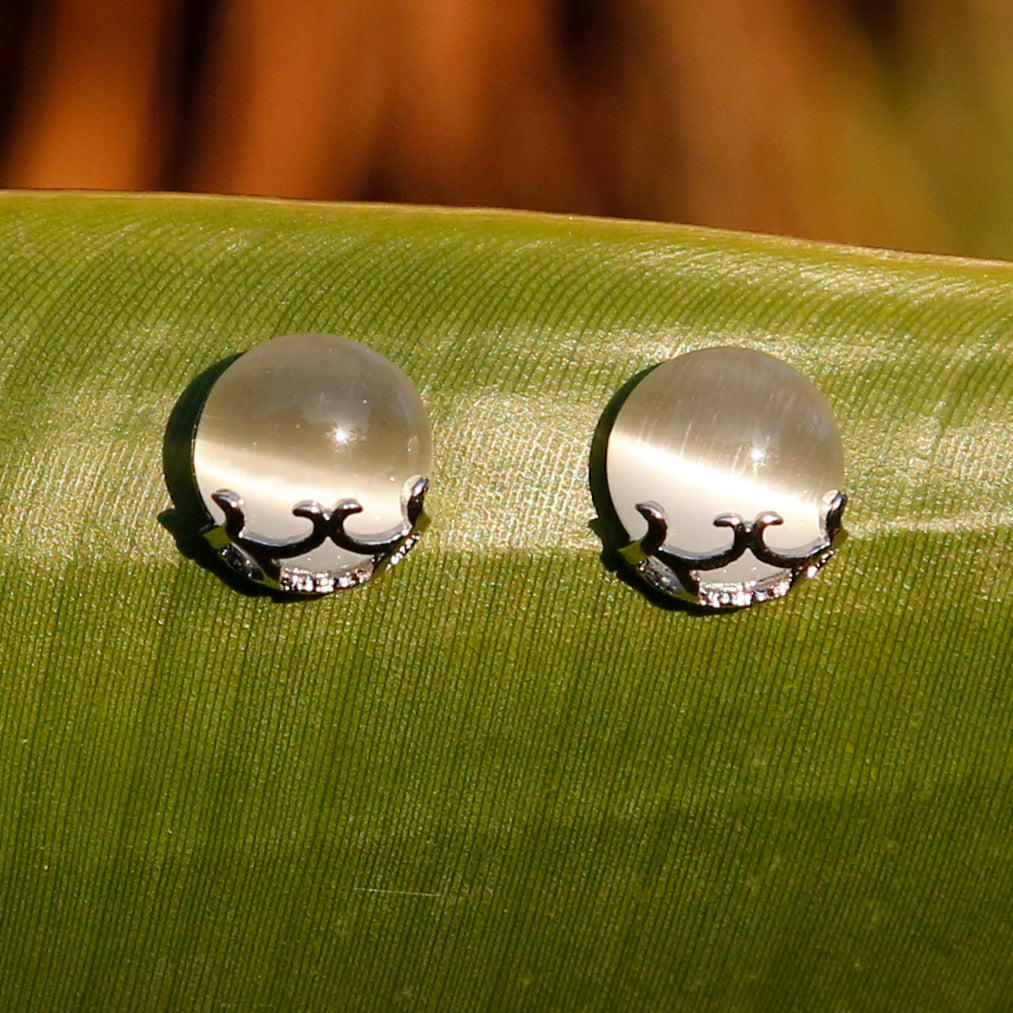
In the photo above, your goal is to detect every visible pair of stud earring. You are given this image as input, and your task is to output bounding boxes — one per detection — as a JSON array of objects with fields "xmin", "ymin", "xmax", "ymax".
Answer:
[{"xmin": 185, "ymin": 333, "xmax": 847, "ymax": 610}]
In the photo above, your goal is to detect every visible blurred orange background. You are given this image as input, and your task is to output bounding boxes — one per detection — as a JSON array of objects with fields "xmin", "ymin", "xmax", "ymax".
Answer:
[{"xmin": 3, "ymin": 0, "xmax": 1013, "ymax": 259}]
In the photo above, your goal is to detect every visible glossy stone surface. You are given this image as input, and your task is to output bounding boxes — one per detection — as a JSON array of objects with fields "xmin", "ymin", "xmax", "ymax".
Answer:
[
  {"xmin": 193, "ymin": 333, "xmax": 432, "ymax": 580},
  {"xmin": 606, "ymin": 346, "xmax": 844, "ymax": 591}
]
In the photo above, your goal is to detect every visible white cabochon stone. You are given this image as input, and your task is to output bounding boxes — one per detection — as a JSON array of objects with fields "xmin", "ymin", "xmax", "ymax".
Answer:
[
  {"xmin": 606, "ymin": 346, "xmax": 844, "ymax": 587},
  {"xmin": 193, "ymin": 332, "xmax": 432, "ymax": 576}
]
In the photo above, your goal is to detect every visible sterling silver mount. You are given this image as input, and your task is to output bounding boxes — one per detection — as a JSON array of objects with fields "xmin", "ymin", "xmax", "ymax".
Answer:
[
  {"xmin": 620, "ymin": 490, "xmax": 847, "ymax": 609},
  {"xmin": 202, "ymin": 475, "xmax": 428, "ymax": 594}
]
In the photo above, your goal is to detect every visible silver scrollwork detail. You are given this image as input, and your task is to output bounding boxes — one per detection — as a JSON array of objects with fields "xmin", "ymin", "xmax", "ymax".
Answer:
[
  {"xmin": 202, "ymin": 475, "xmax": 429, "ymax": 594},
  {"xmin": 621, "ymin": 490, "xmax": 847, "ymax": 609}
]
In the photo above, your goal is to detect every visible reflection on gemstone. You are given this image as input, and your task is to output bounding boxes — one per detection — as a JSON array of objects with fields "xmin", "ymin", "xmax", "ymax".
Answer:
[{"xmin": 329, "ymin": 424, "xmax": 357, "ymax": 447}]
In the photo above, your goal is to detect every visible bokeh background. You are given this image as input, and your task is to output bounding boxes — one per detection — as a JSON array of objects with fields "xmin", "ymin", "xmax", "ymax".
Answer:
[{"xmin": 3, "ymin": 0, "xmax": 1013, "ymax": 259}]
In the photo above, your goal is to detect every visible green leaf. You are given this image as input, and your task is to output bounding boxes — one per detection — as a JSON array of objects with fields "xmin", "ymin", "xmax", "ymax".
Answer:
[{"xmin": 1, "ymin": 192, "xmax": 1010, "ymax": 1011}]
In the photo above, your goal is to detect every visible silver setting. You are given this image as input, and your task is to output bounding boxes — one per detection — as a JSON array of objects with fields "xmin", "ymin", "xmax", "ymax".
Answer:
[
  {"xmin": 202, "ymin": 475, "xmax": 428, "ymax": 594},
  {"xmin": 620, "ymin": 490, "xmax": 847, "ymax": 609}
]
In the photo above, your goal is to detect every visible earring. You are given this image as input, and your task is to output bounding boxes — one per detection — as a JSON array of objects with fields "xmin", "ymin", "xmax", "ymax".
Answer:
[
  {"xmin": 604, "ymin": 346, "xmax": 847, "ymax": 609},
  {"xmin": 191, "ymin": 333, "xmax": 432, "ymax": 594}
]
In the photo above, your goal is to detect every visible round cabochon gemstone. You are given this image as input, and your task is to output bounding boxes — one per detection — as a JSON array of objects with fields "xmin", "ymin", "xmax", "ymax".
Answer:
[
  {"xmin": 606, "ymin": 346, "xmax": 845, "ymax": 600},
  {"xmin": 192, "ymin": 333, "xmax": 432, "ymax": 589}
]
